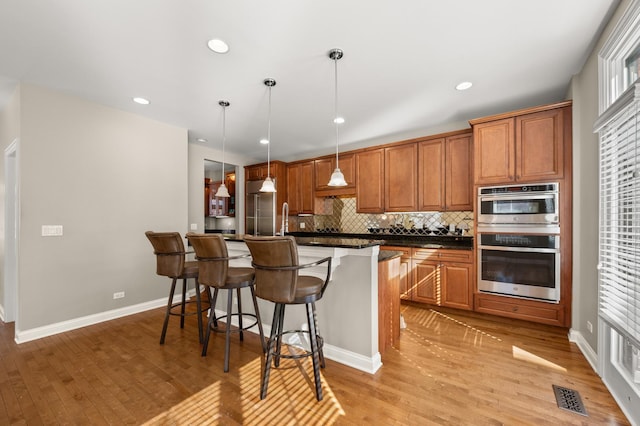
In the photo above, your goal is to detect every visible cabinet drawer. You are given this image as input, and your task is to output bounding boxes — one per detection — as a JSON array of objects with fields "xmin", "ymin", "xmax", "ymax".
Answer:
[
  {"xmin": 381, "ymin": 246, "xmax": 411, "ymax": 258},
  {"xmin": 412, "ymin": 248, "xmax": 472, "ymax": 263},
  {"xmin": 474, "ymin": 293, "xmax": 565, "ymax": 326}
]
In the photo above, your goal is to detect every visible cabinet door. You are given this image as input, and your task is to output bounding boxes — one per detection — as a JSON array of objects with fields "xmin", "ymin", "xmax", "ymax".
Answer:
[
  {"xmin": 356, "ymin": 149, "xmax": 385, "ymax": 213},
  {"xmin": 441, "ymin": 262, "xmax": 472, "ymax": 310},
  {"xmin": 412, "ymin": 259, "xmax": 439, "ymax": 305},
  {"xmin": 315, "ymin": 153, "xmax": 355, "ymax": 192},
  {"xmin": 445, "ymin": 133, "xmax": 473, "ymax": 210},
  {"xmin": 516, "ymin": 108, "xmax": 565, "ymax": 182},
  {"xmin": 286, "ymin": 164, "xmax": 301, "ymax": 215},
  {"xmin": 473, "ymin": 118, "xmax": 515, "ymax": 185},
  {"xmin": 299, "ymin": 161, "xmax": 314, "ymax": 213},
  {"xmin": 418, "ymin": 138, "xmax": 445, "ymax": 211},
  {"xmin": 385, "ymin": 143, "xmax": 418, "ymax": 212}
]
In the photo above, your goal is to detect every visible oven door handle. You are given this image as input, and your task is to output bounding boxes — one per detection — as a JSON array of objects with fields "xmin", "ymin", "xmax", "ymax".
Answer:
[
  {"xmin": 479, "ymin": 245, "xmax": 559, "ymax": 253},
  {"xmin": 480, "ymin": 193, "xmax": 556, "ymax": 202}
]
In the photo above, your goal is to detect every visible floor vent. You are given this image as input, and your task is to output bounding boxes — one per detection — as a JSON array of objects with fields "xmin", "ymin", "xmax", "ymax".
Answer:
[{"xmin": 552, "ymin": 385, "xmax": 588, "ymax": 416}]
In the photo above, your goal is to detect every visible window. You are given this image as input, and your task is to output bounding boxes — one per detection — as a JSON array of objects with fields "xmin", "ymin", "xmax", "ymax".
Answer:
[{"xmin": 596, "ymin": 1, "xmax": 640, "ymax": 419}]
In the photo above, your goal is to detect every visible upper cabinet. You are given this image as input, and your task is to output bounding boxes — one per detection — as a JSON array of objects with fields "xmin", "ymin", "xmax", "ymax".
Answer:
[
  {"xmin": 471, "ymin": 102, "xmax": 571, "ymax": 185},
  {"xmin": 356, "ymin": 148, "xmax": 385, "ymax": 213},
  {"xmin": 314, "ymin": 153, "xmax": 356, "ymax": 197},
  {"xmin": 385, "ymin": 143, "xmax": 418, "ymax": 212},
  {"xmin": 287, "ymin": 161, "xmax": 314, "ymax": 215},
  {"xmin": 417, "ymin": 131, "xmax": 472, "ymax": 211}
]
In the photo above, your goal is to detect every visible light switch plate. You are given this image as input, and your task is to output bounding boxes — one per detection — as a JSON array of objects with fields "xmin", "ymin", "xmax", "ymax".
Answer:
[
  {"xmin": 42, "ymin": 225, "xmax": 63, "ymax": 236},
  {"xmin": 190, "ymin": 223, "xmax": 198, "ymax": 230}
]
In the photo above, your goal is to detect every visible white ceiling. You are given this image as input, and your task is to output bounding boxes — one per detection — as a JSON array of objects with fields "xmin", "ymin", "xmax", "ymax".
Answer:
[{"xmin": 0, "ymin": 0, "xmax": 619, "ymax": 162}]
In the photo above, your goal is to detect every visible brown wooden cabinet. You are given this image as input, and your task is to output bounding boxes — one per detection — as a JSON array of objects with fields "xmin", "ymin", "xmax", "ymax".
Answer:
[
  {"xmin": 204, "ymin": 174, "xmax": 236, "ymax": 217},
  {"xmin": 471, "ymin": 102, "xmax": 570, "ymax": 185},
  {"xmin": 382, "ymin": 246, "xmax": 412, "ymax": 301},
  {"xmin": 314, "ymin": 153, "xmax": 355, "ymax": 197},
  {"xmin": 385, "ymin": 143, "xmax": 418, "ymax": 212},
  {"xmin": 412, "ymin": 248, "xmax": 473, "ymax": 310},
  {"xmin": 286, "ymin": 161, "xmax": 314, "ymax": 215},
  {"xmin": 356, "ymin": 149, "xmax": 385, "ymax": 213},
  {"xmin": 378, "ymin": 255, "xmax": 401, "ymax": 355}
]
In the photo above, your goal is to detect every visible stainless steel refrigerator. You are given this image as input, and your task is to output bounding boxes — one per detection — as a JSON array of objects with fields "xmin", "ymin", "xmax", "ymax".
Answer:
[{"xmin": 246, "ymin": 179, "xmax": 276, "ymax": 236}]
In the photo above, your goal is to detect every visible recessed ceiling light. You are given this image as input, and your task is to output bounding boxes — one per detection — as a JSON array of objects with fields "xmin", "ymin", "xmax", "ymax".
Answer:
[
  {"xmin": 259, "ymin": 139, "xmax": 269, "ymax": 145},
  {"xmin": 455, "ymin": 81, "xmax": 473, "ymax": 91},
  {"xmin": 333, "ymin": 117, "xmax": 345, "ymax": 124},
  {"xmin": 196, "ymin": 138, "xmax": 207, "ymax": 143},
  {"xmin": 133, "ymin": 97, "xmax": 150, "ymax": 105},
  {"xmin": 207, "ymin": 39, "xmax": 229, "ymax": 54}
]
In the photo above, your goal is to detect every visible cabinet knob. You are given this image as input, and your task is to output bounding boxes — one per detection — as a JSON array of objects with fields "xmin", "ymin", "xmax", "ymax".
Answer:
[{"xmin": 512, "ymin": 306, "xmax": 519, "ymax": 312}]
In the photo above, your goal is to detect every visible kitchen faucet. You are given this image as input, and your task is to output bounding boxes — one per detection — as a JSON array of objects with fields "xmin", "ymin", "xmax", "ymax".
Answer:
[{"xmin": 280, "ymin": 202, "xmax": 289, "ymax": 235}]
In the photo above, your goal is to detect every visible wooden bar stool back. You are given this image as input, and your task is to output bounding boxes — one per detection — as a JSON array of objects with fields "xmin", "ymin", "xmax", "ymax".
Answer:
[
  {"xmin": 145, "ymin": 231, "xmax": 208, "ymax": 344},
  {"xmin": 244, "ymin": 235, "xmax": 331, "ymax": 401}
]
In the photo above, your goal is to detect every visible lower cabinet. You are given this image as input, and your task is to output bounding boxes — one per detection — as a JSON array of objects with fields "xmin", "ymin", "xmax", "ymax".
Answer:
[{"xmin": 382, "ymin": 246, "xmax": 473, "ymax": 311}]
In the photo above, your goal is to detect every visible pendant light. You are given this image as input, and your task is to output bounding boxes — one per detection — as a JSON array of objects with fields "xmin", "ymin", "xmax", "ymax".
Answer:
[
  {"xmin": 327, "ymin": 48, "xmax": 348, "ymax": 187},
  {"xmin": 260, "ymin": 78, "xmax": 277, "ymax": 193},
  {"xmin": 214, "ymin": 100, "xmax": 231, "ymax": 198}
]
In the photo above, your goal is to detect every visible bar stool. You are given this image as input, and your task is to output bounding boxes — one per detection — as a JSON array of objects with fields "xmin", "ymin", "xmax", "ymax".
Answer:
[
  {"xmin": 186, "ymin": 233, "xmax": 266, "ymax": 373},
  {"xmin": 244, "ymin": 235, "xmax": 332, "ymax": 401},
  {"xmin": 145, "ymin": 231, "xmax": 209, "ymax": 344}
]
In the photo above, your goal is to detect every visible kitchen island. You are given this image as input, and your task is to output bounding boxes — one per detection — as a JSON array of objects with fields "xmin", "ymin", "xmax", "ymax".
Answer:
[{"xmin": 222, "ymin": 235, "xmax": 387, "ymax": 373}]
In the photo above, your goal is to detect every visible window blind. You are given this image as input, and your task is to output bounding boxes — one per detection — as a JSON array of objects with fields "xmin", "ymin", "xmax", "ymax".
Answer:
[{"xmin": 598, "ymin": 85, "xmax": 640, "ymax": 348}]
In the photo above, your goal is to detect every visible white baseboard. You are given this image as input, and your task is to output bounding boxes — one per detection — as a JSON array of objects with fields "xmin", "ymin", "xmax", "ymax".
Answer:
[
  {"xmin": 15, "ymin": 296, "xmax": 169, "ymax": 344},
  {"xmin": 569, "ymin": 328, "xmax": 599, "ymax": 374},
  {"xmin": 212, "ymin": 308, "xmax": 382, "ymax": 374},
  {"xmin": 0, "ymin": 304, "xmax": 5, "ymax": 322}
]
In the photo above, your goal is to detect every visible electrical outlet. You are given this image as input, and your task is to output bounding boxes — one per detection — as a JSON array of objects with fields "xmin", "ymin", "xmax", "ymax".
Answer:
[
  {"xmin": 113, "ymin": 291, "xmax": 125, "ymax": 299},
  {"xmin": 587, "ymin": 321, "xmax": 593, "ymax": 333},
  {"xmin": 300, "ymin": 223, "xmax": 305, "ymax": 229},
  {"xmin": 190, "ymin": 223, "xmax": 197, "ymax": 230}
]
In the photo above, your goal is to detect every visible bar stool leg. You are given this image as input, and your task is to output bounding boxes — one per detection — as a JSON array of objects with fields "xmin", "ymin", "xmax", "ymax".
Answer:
[
  {"xmin": 160, "ymin": 278, "xmax": 178, "ymax": 344},
  {"xmin": 180, "ymin": 279, "xmax": 187, "ymax": 329},
  {"xmin": 250, "ymin": 286, "xmax": 266, "ymax": 353},
  {"xmin": 311, "ymin": 302, "xmax": 325, "ymax": 368},
  {"xmin": 306, "ymin": 302, "xmax": 323, "ymax": 401},
  {"xmin": 211, "ymin": 288, "xmax": 219, "ymax": 328},
  {"xmin": 237, "ymin": 288, "xmax": 244, "ymax": 341},
  {"xmin": 223, "ymin": 289, "xmax": 234, "ymax": 372},
  {"xmin": 194, "ymin": 279, "xmax": 204, "ymax": 344},
  {"xmin": 274, "ymin": 304, "xmax": 286, "ymax": 367},
  {"xmin": 202, "ymin": 286, "xmax": 218, "ymax": 356},
  {"xmin": 261, "ymin": 303, "xmax": 282, "ymax": 400}
]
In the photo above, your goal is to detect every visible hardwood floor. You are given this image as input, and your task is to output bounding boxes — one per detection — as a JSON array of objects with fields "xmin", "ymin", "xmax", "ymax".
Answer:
[{"xmin": 0, "ymin": 301, "xmax": 630, "ymax": 425}]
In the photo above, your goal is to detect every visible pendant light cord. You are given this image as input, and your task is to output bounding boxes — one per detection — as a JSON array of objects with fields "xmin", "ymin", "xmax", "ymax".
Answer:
[
  {"xmin": 267, "ymin": 84, "xmax": 272, "ymax": 178},
  {"xmin": 221, "ymin": 103, "xmax": 226, "ymax": 183},
  {"xmin": 334, "ymin": 54, "xmax": 340, "ymax": 168}
]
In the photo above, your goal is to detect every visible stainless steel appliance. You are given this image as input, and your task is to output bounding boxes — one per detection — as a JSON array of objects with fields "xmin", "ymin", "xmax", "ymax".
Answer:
[
  {"xmin": 246, "ymin": 180, "xmax": 276, "ymax": 236},
  {"xmin": 476, "ymin": 181, "xmax": 561, "ymax": 303},
  {"xmin": 477, "ymin": 182, "xmax": 559, "ymax": 232},
  {"xmin": 477, "ymin": 233, "xmax": 560, "ymax": 302}
]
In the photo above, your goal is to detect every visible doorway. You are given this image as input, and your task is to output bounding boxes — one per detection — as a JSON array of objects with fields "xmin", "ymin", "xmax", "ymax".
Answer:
[{"xmin": 3, "ymin": 138, "xmax": 18, "ymax": 324}]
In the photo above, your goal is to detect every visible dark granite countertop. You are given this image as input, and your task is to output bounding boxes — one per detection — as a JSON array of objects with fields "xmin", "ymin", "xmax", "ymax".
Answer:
[
  {"xmin": 287, "ymin": 231, "xmax": 473, "ymax": 250},
  {"xmin": 222, "ymin": 234, "xmax": 383, "ymax": 249}
]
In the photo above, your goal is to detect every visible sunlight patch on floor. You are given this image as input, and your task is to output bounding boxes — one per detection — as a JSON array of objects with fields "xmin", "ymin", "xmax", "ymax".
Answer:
[
  {"xmin": 512, "ymin": 345, "xmax": 567, "ymax": 372},
  {"xmin": 143, "ymin": 346, "xmax": 345, "ymax": 425}
]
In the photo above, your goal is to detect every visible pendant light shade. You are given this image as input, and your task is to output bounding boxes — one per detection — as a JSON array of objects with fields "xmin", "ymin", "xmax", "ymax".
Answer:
[
  {"xmin": 260, "ymin": 78, "xmax": 277, "ymax": 193},
  {"xmin": 215, "ymin": 100, "xmax": 231, "ymax": 198},
  {"xmin": 327, "ymin": 48, "xmax": 348, "ymax": 187}
]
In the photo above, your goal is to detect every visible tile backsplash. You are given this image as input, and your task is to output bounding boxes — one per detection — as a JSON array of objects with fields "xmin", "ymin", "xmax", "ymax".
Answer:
[{"xmin": 293, "ymin": 197, "xmax": 474, "ymax": 236}]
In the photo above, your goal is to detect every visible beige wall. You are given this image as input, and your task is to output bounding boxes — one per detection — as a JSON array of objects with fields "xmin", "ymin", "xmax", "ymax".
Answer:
[
  {"xmin": 15, "ymin": 84, "xmax": 189, "ymax": 332},
  {"xmin": 570, "ymin": 0, "xmax": 629, "ymax": 352}
]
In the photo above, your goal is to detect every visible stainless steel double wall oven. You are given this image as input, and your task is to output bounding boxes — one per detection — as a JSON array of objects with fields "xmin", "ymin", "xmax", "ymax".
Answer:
[{"xmin": 477, "ymin": 182, "xmax": 561, "ymax": 303}]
